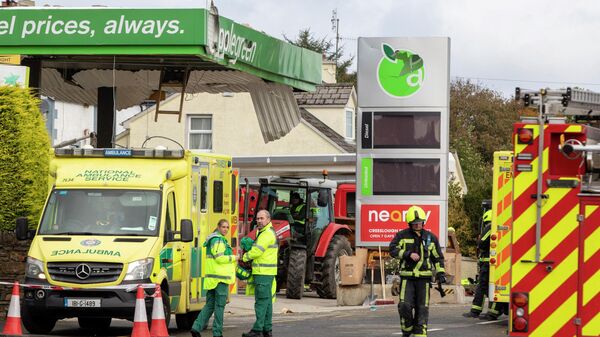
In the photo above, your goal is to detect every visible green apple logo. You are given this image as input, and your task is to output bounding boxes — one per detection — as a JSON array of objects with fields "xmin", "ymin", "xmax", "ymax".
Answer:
[{"xmin": 377, "ymin": 43, "xmax": 424, "ymax": 98}]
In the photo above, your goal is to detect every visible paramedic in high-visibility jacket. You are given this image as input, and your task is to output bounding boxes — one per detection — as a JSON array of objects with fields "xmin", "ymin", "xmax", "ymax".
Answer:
[
  {"xmin": 242, "ymin": 210, "xmax": 278, "ymax": 337},
  {"xmin": 191, "ymin": 219, "xmax": 237, "ymax": 337},
  {"xmin": 390, "ymin": 205, "xmax": 446, "ymax": 337}
]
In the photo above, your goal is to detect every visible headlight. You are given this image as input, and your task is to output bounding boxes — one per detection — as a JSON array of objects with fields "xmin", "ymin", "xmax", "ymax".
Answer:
[
  {"xmin": 26, "ymin": 257, "xmax": 46, "ymax": 279},
  {"xmin": 124, "ymin": 258, "xmax": 154, "ymax": 281}
]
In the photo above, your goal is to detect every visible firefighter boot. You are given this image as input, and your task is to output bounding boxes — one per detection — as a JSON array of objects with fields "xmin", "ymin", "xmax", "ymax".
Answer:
[
  {"xmin": 242, "ymin": 330, "xmax": 263, "ymax": 337},
  {"xmin": 479, "ymin": 313, "xmax": 498, "ymax": 321},
  {"xmin": 462, "ymin": 311, "xmax": 480, "ymax": 318}
]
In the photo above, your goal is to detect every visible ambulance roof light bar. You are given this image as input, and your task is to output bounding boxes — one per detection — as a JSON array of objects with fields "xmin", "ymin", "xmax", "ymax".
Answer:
[{"xmin": 54, "ymin": 148, "xmax": 184, "ymax": 159}]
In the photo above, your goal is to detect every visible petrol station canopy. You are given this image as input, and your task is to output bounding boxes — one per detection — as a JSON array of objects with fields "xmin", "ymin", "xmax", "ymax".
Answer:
[{"xmin": 0, "ymin": 6, "xmax": 322, "ymax": 142}]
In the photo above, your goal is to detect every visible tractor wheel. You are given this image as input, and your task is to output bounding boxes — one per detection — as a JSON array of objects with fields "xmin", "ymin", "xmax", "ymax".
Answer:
[
  {"xmin": 317, "ymin": 235, "xmax": 352, "ymax": 299},
  {"xmin": 285, "ymin": 248, "xmax": 307, "ymax": 299}
]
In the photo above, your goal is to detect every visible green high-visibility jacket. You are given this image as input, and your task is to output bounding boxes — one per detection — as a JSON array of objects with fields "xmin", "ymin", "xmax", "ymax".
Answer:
[
  {"xmin": 203, "ymin": 231, "xmax": 236, "ymax": 290},
  {"xmin": 243, "ymin": 222, "xmax": 278, "ymax": 275}
]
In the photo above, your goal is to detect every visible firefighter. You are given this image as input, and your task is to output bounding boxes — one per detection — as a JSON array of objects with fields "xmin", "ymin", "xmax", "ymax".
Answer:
[
  {"xmin": 390, "ymin": 205, "xmax": 446, "ymax": 337},
  {"xmin": 463, "ymin": 210, "xmax": 507, "ymax": 320},
  {"xmin": 242, "ymin": 210, "xmax": 278, "ymax": 337},
  {"xmin": 191, "ymin": 219, "xmax": 237, "ymax": 337}
]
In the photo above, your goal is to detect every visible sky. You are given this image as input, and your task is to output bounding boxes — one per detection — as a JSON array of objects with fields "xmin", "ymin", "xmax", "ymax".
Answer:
[{"xmin": 34, "ymin": 0, "xmax": 600, "ymax": 98}]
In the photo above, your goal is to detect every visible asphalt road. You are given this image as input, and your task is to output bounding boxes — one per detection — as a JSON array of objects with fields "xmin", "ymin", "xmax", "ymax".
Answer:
[{"xmin": 3, "ymin": 303, "xmax": 508, "ymax": 337}]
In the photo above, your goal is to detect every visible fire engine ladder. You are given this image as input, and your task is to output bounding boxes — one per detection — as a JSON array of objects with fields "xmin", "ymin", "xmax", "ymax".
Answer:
[
  {"xmin": 153, "ymin": 68, "xmax": 190, "ymax": 123},
  {"xmin": 515, "ymin": 87, "xmax": 600, "ymax": 263}
]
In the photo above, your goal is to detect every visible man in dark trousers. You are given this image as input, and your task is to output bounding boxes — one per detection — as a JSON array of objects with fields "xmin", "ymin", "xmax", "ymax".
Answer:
[
  {"xmin": 463, "ymin": 210, "xmax": 508, "ymax": 320},
  {"xmin": 390, "ymin": 205, "xmax": 446, "ymax": 337}
]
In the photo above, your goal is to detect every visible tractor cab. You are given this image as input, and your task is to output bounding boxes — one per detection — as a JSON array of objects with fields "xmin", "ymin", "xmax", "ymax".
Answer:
[{"xmin": 244, "ymin": 176, "xmax": 352, "ymax": 299}]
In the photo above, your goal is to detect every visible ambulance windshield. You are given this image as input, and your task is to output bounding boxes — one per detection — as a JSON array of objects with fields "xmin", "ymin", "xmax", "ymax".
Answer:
[{"xmin": 38, "ymin": 189, "xmax": 161, "ymax": 236}]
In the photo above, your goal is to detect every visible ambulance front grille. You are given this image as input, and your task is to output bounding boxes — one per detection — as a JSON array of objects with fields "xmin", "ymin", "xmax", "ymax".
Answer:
[{"xmin": 47, "ymin": 262, "xmax": 123, "ymax": 284}]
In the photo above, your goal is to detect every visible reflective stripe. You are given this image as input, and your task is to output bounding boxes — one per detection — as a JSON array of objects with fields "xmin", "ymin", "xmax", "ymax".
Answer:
[
  {"xmin": 253, "ymin": 244, "xmax": 266, "ymax": 252},
  {"xmin": 481, "ymin": 230, "xmax": 491, "ymax": 241},
  {"xmin": 253, "ymin": 263, "xmax": 277, "ymax": 268},
  {"xmin": 479, "ymin": 257, "xmax": 490, "ymax": 262},
  {"xmin": 402, "ymin": 238, "xmax": 415, "ymax": 243},
  {"xmin": 207, "ymin": 252, "xmax": 225, "ymax": 259},
  {"xmin": 268, "ymin": 244, "xmax": 279, "ymax": 248},
  {"xmin": 205, "ymin": 274, "xmax": 232, "ymax": 281},
  {"xmin": 472, "ymin": 305, "xmax": 482, "ymax": 311}
]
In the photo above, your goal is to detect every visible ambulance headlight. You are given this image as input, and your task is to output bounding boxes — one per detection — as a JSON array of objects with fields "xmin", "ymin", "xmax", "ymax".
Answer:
[
  {"xmin": 26, "ymin": 257, "xmax": 46, "ymax": 279},
  {"xmin": 124, "ymin": 258, "xmax": 154, "ymax": 281}
]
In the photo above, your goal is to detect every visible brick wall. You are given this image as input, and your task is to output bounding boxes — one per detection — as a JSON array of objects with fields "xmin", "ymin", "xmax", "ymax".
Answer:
[{"xmin": 0, "ymin": 231, "xmax": 30, "ymax": 319}]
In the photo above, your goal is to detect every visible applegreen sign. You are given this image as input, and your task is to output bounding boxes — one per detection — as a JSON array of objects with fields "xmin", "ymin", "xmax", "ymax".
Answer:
[
  {"xmin": 0, "ymin": 8, "xmax": 321, "ymax": 91},
  {"xmin": 377, "ymin": 43, "xmax": 424, "ymax": 98}
]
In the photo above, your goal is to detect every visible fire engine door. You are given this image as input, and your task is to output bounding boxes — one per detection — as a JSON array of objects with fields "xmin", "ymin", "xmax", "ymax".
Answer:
[{"xmin": 578, "ymin": 200, "xmax": 600, "ymax": 337}]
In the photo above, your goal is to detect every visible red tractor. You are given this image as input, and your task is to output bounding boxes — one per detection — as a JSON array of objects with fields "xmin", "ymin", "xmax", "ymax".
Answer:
[{"xmin": 243, "ymin": 177, "xmax": 355, "ymax": 299}]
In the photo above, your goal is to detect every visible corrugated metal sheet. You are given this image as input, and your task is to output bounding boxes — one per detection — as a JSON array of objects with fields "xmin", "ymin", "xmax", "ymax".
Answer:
[
  {"xmin": 247, "ymin": 82, "xmax": 301, "ymax": 142},
  {"xmin": 41, "ymin": 68, "xmax": 303, "ymax": 143}
]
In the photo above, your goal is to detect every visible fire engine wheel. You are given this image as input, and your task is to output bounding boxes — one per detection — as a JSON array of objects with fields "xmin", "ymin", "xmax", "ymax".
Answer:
[
  {"xmin": 317, "ymin": 235, "xmax": 352, "ymax": 299},
  {"xmin": 286, "ymin": 248, "xmax": 307, "ymax": 299},
  {"xmin": 21, "ymin": 304, "xmax": 57, "ymax": 334},
  {"xmin": 78, "ymin": 317, "xmax": 112, "ymax": 330}
]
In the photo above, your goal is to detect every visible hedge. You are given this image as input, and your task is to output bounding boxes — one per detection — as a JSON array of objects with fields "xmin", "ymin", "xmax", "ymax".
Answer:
[{"xmin": 0, "ymin": 85, "xmax": 50, "ymax": 231}]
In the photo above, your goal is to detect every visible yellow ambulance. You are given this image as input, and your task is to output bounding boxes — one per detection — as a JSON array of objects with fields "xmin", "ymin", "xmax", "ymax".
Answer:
[{"xmin": 15, "ymin": 147, "xmax": 238, "ymax": 334}]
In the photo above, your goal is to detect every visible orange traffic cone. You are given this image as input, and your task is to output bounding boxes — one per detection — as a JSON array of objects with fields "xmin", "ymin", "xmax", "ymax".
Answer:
[
  {"xmin": 149, "ymin": 284, "xmax": 169, "ymax": 337},
  {"xmin": 2, "ymin": 281, "xmax": 22, "ymax": 336},
  {"xmin": 131, "ymin": 285, "xmax": 150, "ymax": 337}
]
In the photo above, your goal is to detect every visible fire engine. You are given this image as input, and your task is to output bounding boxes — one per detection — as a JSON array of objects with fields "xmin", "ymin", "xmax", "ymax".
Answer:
[{"xmin": 504, "ymin": 88, "xmax": 600, "ymax": 336}]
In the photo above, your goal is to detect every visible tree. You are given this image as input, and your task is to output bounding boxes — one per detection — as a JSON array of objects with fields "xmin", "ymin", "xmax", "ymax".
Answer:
[
  {"xmin": 0, "ymin": 86, "xmax": 50, "ymax": 231},
  {"xmin": 449, "ymin": 79, "xmax": 521, "ymax": 256},
  {"xmin": 284, "ymin": 28, "xmax": 356, "ymax": 84}
]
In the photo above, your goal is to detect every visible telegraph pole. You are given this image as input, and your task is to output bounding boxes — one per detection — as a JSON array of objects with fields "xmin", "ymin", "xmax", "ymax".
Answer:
[{"xmin": 331, "ymin": 9, "xmax": 340, "ymax": 61}]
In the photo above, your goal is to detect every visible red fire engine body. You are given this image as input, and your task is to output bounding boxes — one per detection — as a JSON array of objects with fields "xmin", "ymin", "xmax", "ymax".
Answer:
[{"xmin": 508, "ymin": 88, "xmax": 600, "ymax": 337}]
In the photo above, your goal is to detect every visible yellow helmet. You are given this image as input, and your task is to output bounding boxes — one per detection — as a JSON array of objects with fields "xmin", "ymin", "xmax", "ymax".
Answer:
[
  {"xmin": 406, "ymin": 206, "xmax": 427, "ymax": 226},
  {"xmin": 482, "ymin": 210, "xmax": 492, "ymax": 223}
]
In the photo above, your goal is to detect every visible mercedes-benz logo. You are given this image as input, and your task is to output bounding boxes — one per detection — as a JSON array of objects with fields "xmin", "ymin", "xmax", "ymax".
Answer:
[{"xmin": 75, "ymin": 264, "xmax": 91, "ymax": 280}]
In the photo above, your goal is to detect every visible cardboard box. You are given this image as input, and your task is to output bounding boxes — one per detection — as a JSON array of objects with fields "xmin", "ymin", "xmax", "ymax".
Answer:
[{"xmin": 339, "ymin": 255, "xmax": 365, "ymax": 285}]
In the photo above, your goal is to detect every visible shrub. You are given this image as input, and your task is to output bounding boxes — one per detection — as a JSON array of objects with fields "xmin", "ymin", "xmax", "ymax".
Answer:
[{"xmin": 0, "ymin": 86, "xmax": 50, "ymax": 231}]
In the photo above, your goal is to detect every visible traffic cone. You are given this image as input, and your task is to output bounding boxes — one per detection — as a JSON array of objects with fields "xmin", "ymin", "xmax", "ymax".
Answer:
[
  {"xmin": 131, "ymin": 285, "xmax": 150, "ymax": 337},
  {"xmin": 2, "ymin": 281, "xmax": 22, "ymax": 336},
  {"xmin": 149, "ymin": 284, "xmax": 169, "ymax": 337}
]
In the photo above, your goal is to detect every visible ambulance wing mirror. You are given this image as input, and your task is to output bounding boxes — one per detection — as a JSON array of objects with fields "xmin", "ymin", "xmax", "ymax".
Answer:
[
  {"xmin": 180, "ymin": 219, "xmax": 194, "ymax": 242},
  {"xmin": 15, "ymin": 217, "xmax": 34, "ymax": 241}
]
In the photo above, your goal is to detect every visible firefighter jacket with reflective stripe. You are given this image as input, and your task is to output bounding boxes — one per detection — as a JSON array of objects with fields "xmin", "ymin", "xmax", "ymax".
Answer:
[
  {"xmin": 203, "ymin": 231, "xmax": 236, "ymax": 290},
  {"xmin": 478, "ymin": 223, "xmax": 491, "ymax": 262},
  {"xmin": 389, "ymin": 228, "xmax": 445, "ymax": 279},
  {"xmin": 243, "ymin": 222, "xmax": 278, "ymax": 275}
]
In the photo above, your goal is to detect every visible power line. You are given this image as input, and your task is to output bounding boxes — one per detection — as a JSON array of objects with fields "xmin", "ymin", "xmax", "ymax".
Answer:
[{"xmin": 452, "ymin": 75, "xmax": 600, "ymax": 87}]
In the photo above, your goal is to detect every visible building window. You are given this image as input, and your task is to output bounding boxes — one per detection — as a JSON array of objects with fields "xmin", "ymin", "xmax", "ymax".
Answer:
[
  {"xmin": 189, "ymin": 116, "xmax": 212, "ymax": 150},
  {"xmin": 345, "ymin": 108, "xmax": 354, "ymax": 139}
]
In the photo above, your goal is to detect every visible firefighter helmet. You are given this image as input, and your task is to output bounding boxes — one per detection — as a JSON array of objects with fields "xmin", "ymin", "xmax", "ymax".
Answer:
[
  {"xmin": 406, "ymin": 206, "xmax": 427, "ymax": 226},
  {"xmin": 236, "ymin": 265, "xmax": 251, "ymax": 280},
  {"xmin": 482, "ymin": 210, "xmax": 492, "ymax": 223}
]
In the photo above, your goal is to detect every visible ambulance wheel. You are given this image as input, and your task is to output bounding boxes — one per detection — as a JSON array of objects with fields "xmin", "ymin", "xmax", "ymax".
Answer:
[
  {"xmin": 22, "ymin": 304, "xmax": 56, "ymax": 334},
  {"xmin": 176, "ymin": 310, "xmax": 198, "ymax": 330},
  {"xmin": 78, "ymin": 317, "xmax": 111, "ymax": 330},
  {"xmin": 286, "ymin": 248, "xmax": 307, "ymax": 299},
  {"xmin": 317, "ymin": 235, "xmax": 352, "ymax": 299},
  {"xmin": 149, "ymin": 290, "xmax": 171, "ymax": 329}
]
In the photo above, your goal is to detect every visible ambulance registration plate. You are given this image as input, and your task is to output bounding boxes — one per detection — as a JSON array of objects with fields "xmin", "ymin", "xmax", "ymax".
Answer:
[{"xmin": 64, "ymin": 298, "xmax": 101, "ymax": 308}]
